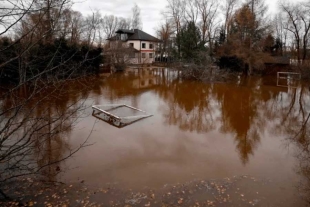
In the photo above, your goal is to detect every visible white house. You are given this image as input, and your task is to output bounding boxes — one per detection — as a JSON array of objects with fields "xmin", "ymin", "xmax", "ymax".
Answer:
[{"xmin": 107, "ymin": 29, "xmax": 161, "ymax": 64}]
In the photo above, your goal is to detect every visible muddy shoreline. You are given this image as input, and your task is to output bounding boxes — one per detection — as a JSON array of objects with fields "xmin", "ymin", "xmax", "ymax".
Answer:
[{"xmin": 1, "ymin": 175, "xmax": 307, "ymax": 207}]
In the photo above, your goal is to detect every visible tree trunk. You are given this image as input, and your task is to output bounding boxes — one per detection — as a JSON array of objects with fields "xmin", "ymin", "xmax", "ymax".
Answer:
[
  {"xmin": 302, "ymin": 37, "xmax": 307, "ymax": 61},
  {"xmin": 296, "ymin": 38, "xmax": 301, "ymax": 64},
  {"xmin": 0, "ymin": 189, "xmax": 11, "ymax": 200}
]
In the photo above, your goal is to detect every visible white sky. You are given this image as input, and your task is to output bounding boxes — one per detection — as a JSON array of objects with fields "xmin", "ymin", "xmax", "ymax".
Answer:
[{"xmin": 71, "ymin": 0, "xmax": 303, "ymax": 36}]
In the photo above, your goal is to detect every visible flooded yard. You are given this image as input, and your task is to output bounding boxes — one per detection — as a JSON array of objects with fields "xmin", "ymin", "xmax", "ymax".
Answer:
[{"xmin": 1, "ymin": 67, "xmax": 310, "ymax": 206}]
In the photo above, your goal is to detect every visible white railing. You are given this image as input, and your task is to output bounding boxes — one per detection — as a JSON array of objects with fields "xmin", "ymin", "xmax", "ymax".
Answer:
[
  {"xmin": 277, "ymin": 72, "xmax": 301, "ymax": 88},
  {"xmin": 277, "ymin": 72, "xmax": 301, "ymax": 80}
]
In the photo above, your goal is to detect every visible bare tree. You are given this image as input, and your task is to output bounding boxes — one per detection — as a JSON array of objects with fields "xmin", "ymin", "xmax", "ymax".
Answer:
[
  {"xmin": 184, "ymin": 1, "xmax": 198, "ymax": 24},
  {"xmin": 273, "ymin": 13, "xmax": 288, "ymax": 52},
  {"xmin": 165, "ymin": 0, "xmax": 186, "ymax": 57},
  {"xmin": 300, "ymin": 1, "xmax": 310, "ymax": 61},
  {"xmin": 101, "ymin": 15, "xmax": 131, "ymax": 40},
  {"xmin": 0, "ymin": 0, "xmax": 102, "ymax": 199},
  {"xmin": 83, "ymin": 11, "xmax": 103, "ymax": 46},
  {"xmin": 280, "ymin": 1, "xmax": 310, "ymax": 63},
  {"xmin": 246, "ymin": 0, "xmax": 268, "ymax": 18},
  {"xmin": 156, "ymin": 19, "xmax": 174, "ymax": 59},
  {"xmin": 194, "ymin": 0, "xmax": 220, "ymax": 46},
  {"xmin": 33, "ymin": 0, "xmax": 72, "ymax": 43},
  {"xmin": 102, "ymin": 15, "xmax": 119, "ymax": 39},
  {"xmin": 0, "ymin": 0, "xmax": 37, "ymax": 36},
  {"xmin": 204, "ymin": 1, "xmax": 220, "ymax": 55},
  {"xmin": 130, "ymin": 3, "xmax": 142, "ymax": 30},
  {"xmin": 221, "ymin": 0, "xmax": 239, "ymax": 41},
  {"xmin": 118, "ymin": 17, "xmax": 131, "ymax": 30},
  {"xmin": 69, "ymin": 10, "xmax": 84, "ymax": 44}
]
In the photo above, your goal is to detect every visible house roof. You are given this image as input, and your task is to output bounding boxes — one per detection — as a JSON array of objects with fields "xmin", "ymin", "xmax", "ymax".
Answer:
[
  {"xmin": 116, "ymin": 29, "xmax": 134, "ymax": 34},
  {"xmin": 112, "ymin": 29, "xmax": 161, "ymax": 42},
  {"xmin": 128, "ymin": 29, "xmax": 161, "ymax": 42}
]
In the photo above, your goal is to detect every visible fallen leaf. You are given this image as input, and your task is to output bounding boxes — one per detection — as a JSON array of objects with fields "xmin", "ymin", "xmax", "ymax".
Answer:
[{"xmin": 178, "ymin": 198, "xmax": 183, "ymax": 204}]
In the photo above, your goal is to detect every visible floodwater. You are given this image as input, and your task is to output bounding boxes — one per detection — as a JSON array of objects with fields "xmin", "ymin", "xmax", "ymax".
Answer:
[{"xmin": 2, "ymin": 67, "xmax": 310, "ymax": 206}]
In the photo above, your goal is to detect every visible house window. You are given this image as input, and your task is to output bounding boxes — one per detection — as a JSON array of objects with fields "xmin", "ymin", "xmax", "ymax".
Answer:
[
  {"xmin": 129, "ymin": 43, "xmax": 134, "ymax": 47},
  {"xmin": 149, "ymin": 44, "xmax": 153, "ymax": 49},
  {"xmin": 149, "ymin": 53, "xmax": 153, "ymax": 58},
  {"xmin": 142, "ymin": 43, "xmax": 146, "ymax": 48},
  {"xmin": 120, "ymin": 34, "xmax": 128, "ymax": 41},
  {"xmin": 142, "ymin": 53, "xmax": 146, "ymax": 58}
]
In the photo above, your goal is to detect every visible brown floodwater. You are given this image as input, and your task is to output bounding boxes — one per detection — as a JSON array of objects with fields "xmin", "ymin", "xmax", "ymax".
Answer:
[{"xmin": 2, "ymin": 67, "xmax": 310, "ymax": 206}]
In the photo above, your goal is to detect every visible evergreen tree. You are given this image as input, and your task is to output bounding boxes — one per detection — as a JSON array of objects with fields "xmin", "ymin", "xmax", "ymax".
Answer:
[{"xmin": 176, "ymin": 21, "xmax": 204, "ymax": 60}]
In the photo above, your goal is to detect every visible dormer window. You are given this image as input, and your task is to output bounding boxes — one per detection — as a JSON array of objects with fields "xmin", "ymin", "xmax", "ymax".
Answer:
[{"xmin": 120, "ymin": 34, "xmax": 128, "ymax": 41}]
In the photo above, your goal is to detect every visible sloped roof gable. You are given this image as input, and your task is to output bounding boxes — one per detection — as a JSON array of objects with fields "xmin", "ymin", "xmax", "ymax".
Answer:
[
  {"xmin": 128, "ymin": 29, "xmax": 160, "ymax": 42},
  {"xmin": 116, "ymin": 29, "xmax": 134, "ymax": 34},
  {"xmin": 113, "ymin": 29, "xmax": 161, "ymax": 42}
]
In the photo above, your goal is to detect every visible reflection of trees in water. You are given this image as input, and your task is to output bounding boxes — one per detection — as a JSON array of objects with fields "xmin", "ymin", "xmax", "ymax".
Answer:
[
  {"xmin": 0, "ymin": 77, "xmax": 104, "ymax": 184},
  {"xmin": 213, "ymin": 83, "xmax": 261, "ymax": 164},
  {"xmin": 101, "ymin": 69, "xmax": 310, "ymax": 172},
  {"xmin": 156, "ymin": 76, "xmax": 266, "ymax": 164},
  {"xmin": 294, "ymin": 114, "xmax": 310, "ymax": 205},
  {"xmin": 264, "ymin": 85, "xmax": 310, "ymax": 204},
  {"xmin": 95, "ymin": 69, "xmax": 310, "ymax": 176},
  {"xmin": 110, "ymin": 70, "xmax": 310, "ymax": 202},
  {"xmin": 249, "ymin": 80, "xmax": 310, "ymax": 203},
  {"xmin": 91, "ymin": 71, "xmax": 310, "ymax": 202},
  {"xmin": 32, "ymin": 96, "xmax": 79, "ymax": 181},
  {"xmin": 158, "ymin": 79, "xmax": 216, "ymax": 133}
]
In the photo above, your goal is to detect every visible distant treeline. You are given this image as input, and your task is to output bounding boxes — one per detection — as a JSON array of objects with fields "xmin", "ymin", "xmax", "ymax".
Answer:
[
  {"xmin": 0, "ymin": 37, "xmax": 102, "ymax": 84},
  {"xmin": 0, "ymin": 0, "xmax": 108, "ymax": 85},
  {"xmin": 156, "ymin": 0, "xmax": 310, "ymax": 74}
]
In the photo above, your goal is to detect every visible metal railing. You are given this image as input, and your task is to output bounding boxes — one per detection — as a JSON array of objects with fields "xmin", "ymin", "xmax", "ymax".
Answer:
[{"xmin": 277, "ymin": 72, "xmax": 301, "ymax": 80}]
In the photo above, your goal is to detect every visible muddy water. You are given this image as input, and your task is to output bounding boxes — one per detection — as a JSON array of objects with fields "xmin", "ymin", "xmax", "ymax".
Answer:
[{"xmin": 3, "ymin": 67, "xmax": 309, "ymax": 205}]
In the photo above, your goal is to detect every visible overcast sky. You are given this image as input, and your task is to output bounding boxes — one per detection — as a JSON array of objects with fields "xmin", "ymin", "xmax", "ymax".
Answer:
[{"xmin": 71, "ymin": 0, "xmax": 299, "ymax": 36}]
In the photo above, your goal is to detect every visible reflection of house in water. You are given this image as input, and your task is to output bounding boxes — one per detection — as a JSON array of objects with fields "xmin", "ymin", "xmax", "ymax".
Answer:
[
  {"xmin": 125, "ymin": 68, "xmax": 164, "ymax": 89},
  {"xmin": 101, "ymin": 67, "xmax": 179, "ymax": 103}
]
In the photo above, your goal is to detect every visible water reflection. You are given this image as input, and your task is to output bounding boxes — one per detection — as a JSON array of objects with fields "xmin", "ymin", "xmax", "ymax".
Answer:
[
  {"xmin": 293, "ymin": 115, "xmax": 310, "ymax": 204},
  {"xmin": 0, "ymin": 77, "xmax": 105, "ymax": 181},
  {"xmin": 214, "ymin": 82, "xmax": 261, "ymax": 165},
  {"xmin": 99, "ymin": 68, "xmax": 310, "ymax": 167},
  {"xmin": 2, "ymin": 67, "xmax": 310, "ymax": 203},
  {"xmin": 155, "ymin": 76, "xmax": 264, "ymax": 164},
  {"xmin": 272, "ymin": 86, "xmax": 310, "ymax": 204},
  {"xmin": 156, "ymin": 79, "xmax": 215, "ymax": 133}
]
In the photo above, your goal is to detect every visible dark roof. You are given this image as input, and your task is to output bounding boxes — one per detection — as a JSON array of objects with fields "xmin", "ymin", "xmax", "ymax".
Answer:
[
  {"xmin": 116, "ymin": 29, "xmax": 134, "ymax": 34},
  {"xmin": 113, "ymin": 29, "xmax": 161, "ymax": 42},
  {"xmin": 128, "ymin": 29, "xmax": 161, "ymax": 42}
]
